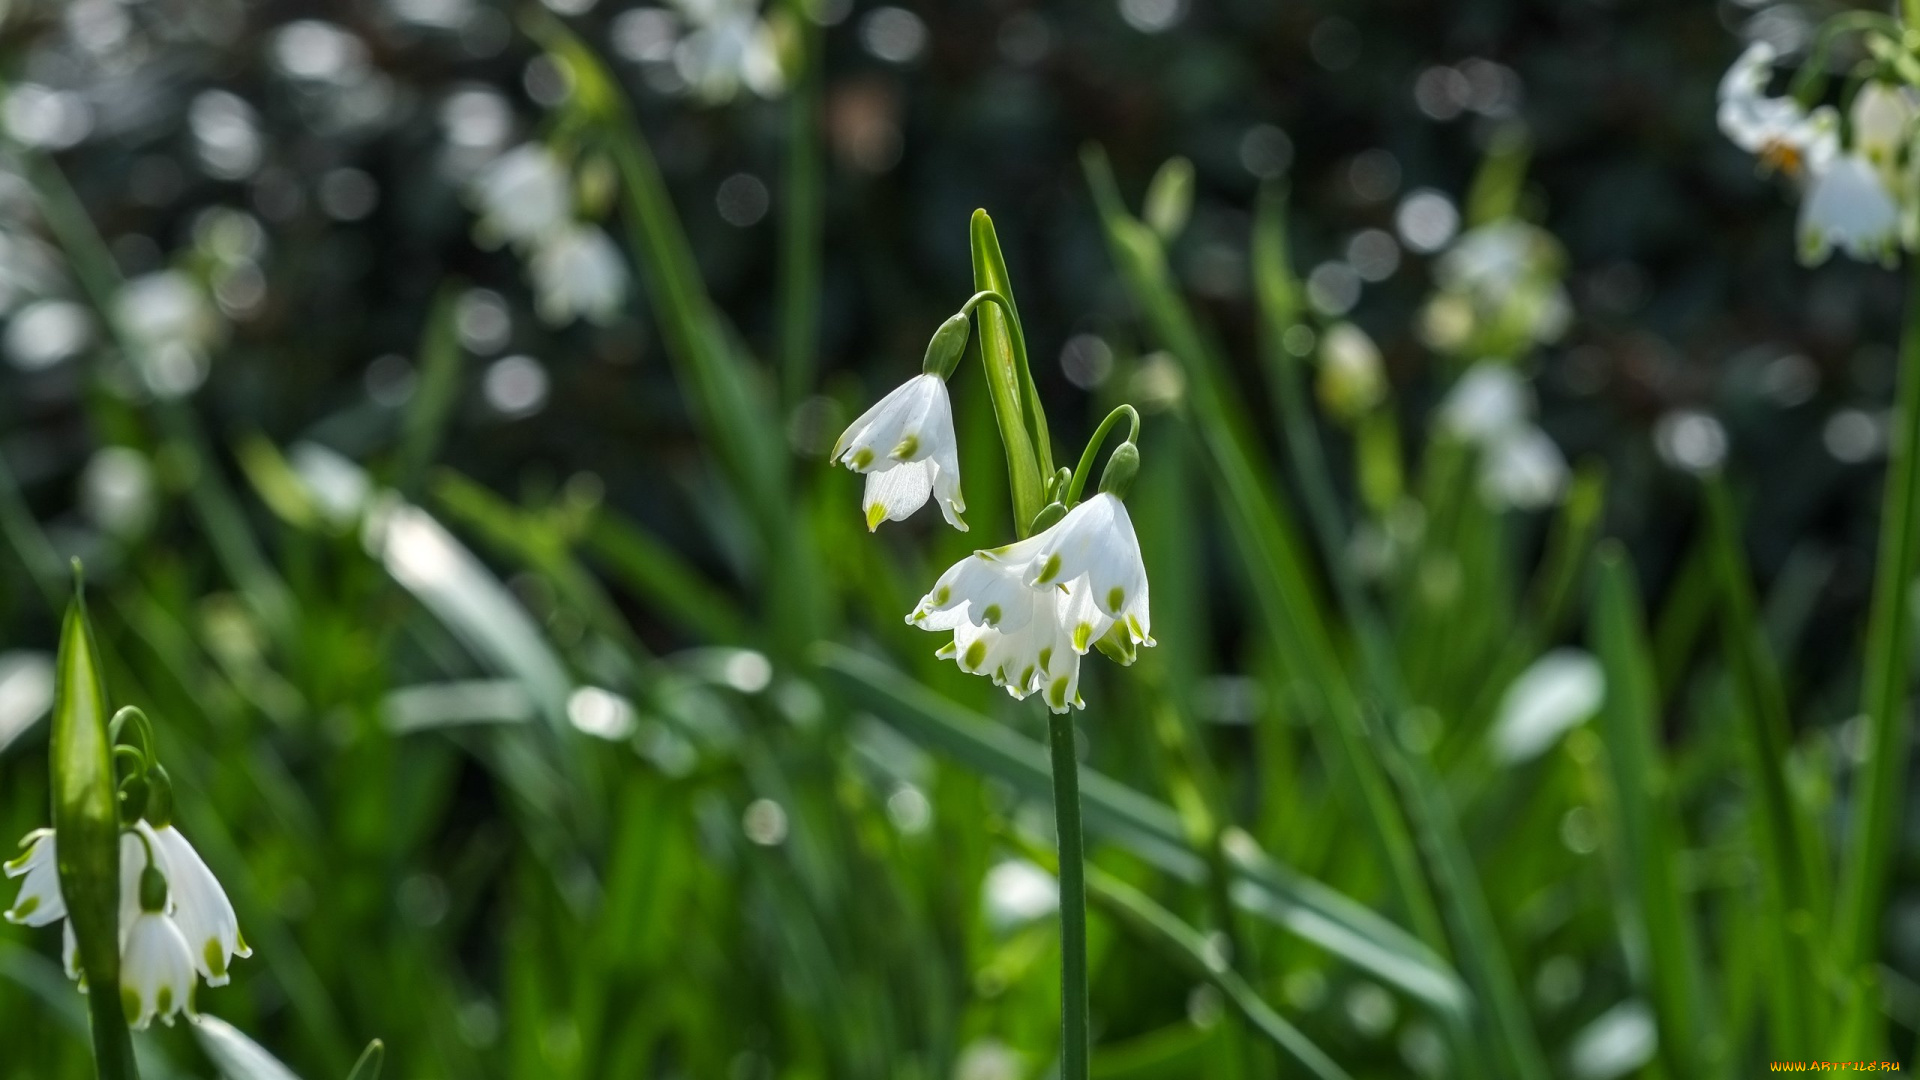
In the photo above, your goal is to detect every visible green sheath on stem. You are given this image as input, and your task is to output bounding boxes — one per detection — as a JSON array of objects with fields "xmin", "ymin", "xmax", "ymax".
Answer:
[
  {"xmin": 1048, "ymin": 711, "xmax": 1090, "ymax": 1080},
  {"xmin": 970, "ymin": 211, "xmax": 1049, "ymax": 533},
  {"xmin": 52, "ymin": 565, "xmax": 138, "ymax": 1080}
]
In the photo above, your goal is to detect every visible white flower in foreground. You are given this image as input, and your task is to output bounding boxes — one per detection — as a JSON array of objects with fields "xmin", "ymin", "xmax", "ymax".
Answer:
[
  {"xmin": 121, "ymin": 908, "xmax": 196, "ymax": 1028},
  {"xmin": 473, "ymin": 144, "xmax": 573, "ymax": 249},
  {"xmin": 4, "ymin": 828, "xmax": 64, "ymax": 926},
  {"xmin": 908, "ymin": 493, "xmax": 1153, "ymax": 712},
  {"xmin": 530, "ymin": 225, "xmax": 629, "ymax": 326},
  {"xmin": 1800, "ymin": 154, "xmax": 1901, "ymax": 266},
  {"xmin": 832, "ymin": 374, "xmax": 967, "ymax": 531},
  {"xmin": 149, "ymin": 825, "xmax": 250, "ymax": 986}
]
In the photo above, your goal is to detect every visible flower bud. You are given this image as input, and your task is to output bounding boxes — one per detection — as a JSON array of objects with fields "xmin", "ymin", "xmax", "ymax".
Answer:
[
  {"xmin": 1097, "ymin": 441, "xmax": 1140, "ymax": 499},
  {"xmin": 1144, "ymin": 157, "xmax": 1195, "ymax": 242},
  {"xmin": 1029, "ymin": 501, "xmax": 1068, "ymax": 533},
  {"xmin": 138, "ymin": 862, "xmax": 168, "ymax": 914},
  {"xmin": 144, "ymin": 765, "xmax": 174, "ymax": 830},
  {"xmin": 921, "ymin": 313, "xmax": 972, "ymax": 379}
]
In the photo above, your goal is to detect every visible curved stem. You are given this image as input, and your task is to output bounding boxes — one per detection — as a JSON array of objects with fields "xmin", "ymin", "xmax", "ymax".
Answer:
[
  {"xmin": 1049, "ymin": 711, "xmax": 1090, "ymax": 1080},
  {"xmin": 1065, "ymin": 405, "xmax": 1141, "ymax": 507},
  {"xmin": 1790, "ymin": 13, "xmax": 1900, "ymax": 101}
]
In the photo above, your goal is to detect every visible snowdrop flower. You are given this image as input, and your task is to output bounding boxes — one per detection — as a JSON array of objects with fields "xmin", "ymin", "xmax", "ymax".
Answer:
[
  {"xmin": 1717, "ymin": 43, "xmax": 1837, "ymax": 176},
  {"xmin": 115, "ymin": 270, "xmax": 222, "ymax": 397},
  {"xmin": 1438, "ymin": 364, "xmax": 1529, "ymax": 442},
  {"xmin": 1800, "ymin": 153, "xmax": 1901, "ymax": 266},
  {"xmin": 530, "ymin": 225, "xmax": 628, "ymax": 326},
  {"xmin": 832, "ymin": 374, "xmax": 967, "ymax": 531},
  {"xmin": 148, "ymin": 824, "xmax": 250, "ymax": 985},
  {"xmin": 909, "ymin": 493, "xmax": 1154, "ymax": 712},
  {"xmin": 472, "ymin": 144, "xmax": 573, "ymax": 249},
  {"xmin": 120, "ymin": 867, "xmax": 197, "ymax": 1028},
  {"xmin": 670, "ymin": 0, "xmax": 786, "ymax": 103},
  {"xmin": 4, "ymin": 828, "xmax": 63, "ymax": 927},
  {"xmin": 1851, "ymin": 82, "xmax": 1915, "ymax": 173},
  {"xmin": 1480, "ymin": 425, "xmax": 1569, "ymax": 510}
]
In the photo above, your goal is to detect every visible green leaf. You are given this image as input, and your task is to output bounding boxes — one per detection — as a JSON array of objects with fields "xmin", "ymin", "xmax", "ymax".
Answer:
[
  {"xmin": 970, "ymin": 210, "xmax": 1050, "ymax": 530},
  {"xmin": 51, "ymin": 564, "xmax": 138, "ymax": 1080},
  {"xmin": 194, "ymin": 1015, "xmax": 303, "ymax": 1080},
  {"xmin": 814, "ymin": 644, "xmax": 1469, "ymax": 1021},
  {"xmin": 393, "ymin": 286, "xmax": 464, "ymax": 498},
  {"xmin": 1591, "ymin": 546, "xmax": 1726, "ymax": 1079}
]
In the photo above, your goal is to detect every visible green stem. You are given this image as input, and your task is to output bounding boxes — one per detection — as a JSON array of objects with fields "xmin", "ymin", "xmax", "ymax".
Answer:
[
  {"xmin": 776, "ymin": 14, "xmax": 822, "ymax": 406},
  {"xmin": 1049, "ymin": 710, "xmax": 1090, "ymax": 1080},
  {"xmin": 1064, "ymin": 405, "xmax": 1140, "ymax": 506},
  {"xmin": 1836, "ymin": 266, "xmax": 1920, "ymax": 994}
]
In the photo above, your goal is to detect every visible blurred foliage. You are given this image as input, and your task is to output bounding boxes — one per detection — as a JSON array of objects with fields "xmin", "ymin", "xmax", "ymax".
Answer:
[{"xmin": 1, "ymin": 0, "xmax": 1916, "ymax": 1077}]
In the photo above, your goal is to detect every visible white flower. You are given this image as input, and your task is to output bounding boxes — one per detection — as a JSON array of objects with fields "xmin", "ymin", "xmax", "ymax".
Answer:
[
  {"xmin": 472, "ymin": 144, "xmax": 573, "ymax": 249},
  {"xmin": 530, "ymin": 225, "xmax": 628, "ymax": 326},
  {"xmin": 149, "ymin": 825, "xmax": 250, "ymax": 986},
  {"xmin": 1438, "ymin": 364, "xmax": 1529, "ymax": 442},
  {"xmin": 832, "ymin": 374, "xmax": 966, "ymax": 531},
  {"xmin": 1800, "ymin": 153, "xmax": 1901, "ymax": 266},
  {"xmin": 4, "ymin": 828, "xmax": 64, "ymax": 927},
  {"xmin": 908, "ymin": 493, "xmax": 1154, "ymax": 712},
  {"xmin": 1481, "ymin": 425, "xmax": 1569, "ymax": 510},
  {"xmin": 1851, "ymin": 82, "xmax": 1915, "ymax": 173},
  {"xmin": 670, "ymin": 0, "xmax": 785, "ymax": 102},
  {"xmin": 1718, "ymin": 43, "xmax": 1838, "ymax": 175},
  {"xmin": 121, "ymin": 908, "xmax": 196, "ymax": 1029}
]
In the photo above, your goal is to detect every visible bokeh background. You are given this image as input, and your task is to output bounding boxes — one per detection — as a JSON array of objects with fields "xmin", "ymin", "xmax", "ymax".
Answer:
[{"xmin": 0, "ymin": 0, "xmax": 1911, "ymax": 1076}]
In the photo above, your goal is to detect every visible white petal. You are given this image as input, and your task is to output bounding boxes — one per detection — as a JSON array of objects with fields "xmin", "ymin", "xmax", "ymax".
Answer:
[
  {"xmin": 121, "ymin": 912, "xmax": 196, "ymax": 1029},
  {"xmin": 153, "ymin": 826, "xmax": 248, "ymax": 986},
  {"xmin": 1799, "ymin": 154, "xmax": 1901, "ymax": 266},
  {"xmin": 1026, "ymin": 495, "xmax": 1149, "ymax": 625},
  {"xmin": 862, "ymin": 459, "xmax": 935, "ymax": 530},
  {"xmin": 833, "ymin": 375, "xmax": 939, "ymax": 470},
  {"xmin": 909, "ymin": 551, "xmax": 1042, "ymax": 633},
  {"xmin": 1481, "ymin": 425, "xmax": 1568, "ymax": 509},
  {"xmin": 5, "ymin": 829, "xmax": 65, "ymax": 927}
]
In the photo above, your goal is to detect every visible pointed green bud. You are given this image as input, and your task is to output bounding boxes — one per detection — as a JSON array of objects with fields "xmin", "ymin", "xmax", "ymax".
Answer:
[
  {"xmin": 1144, "ymin": 156, "xmax": 1195, "ymax": 242},
  {"xmin": 139, "ymin": 861, "xmax": 168, "ymax": 913},
  {"xmin": 1029, "ymin": 501, "xmax": 1068, "ymax": 533},
  {"xmin": 1098, "ymin": 441, "xmax": 1140, "ymax": 499},
  {"xmin": 145, "ymin": 764, "xmax": 175, "ymax": 830},
  {"xmin": 921, "ymin": 313, "xmax": 972, "ymax": 379}
]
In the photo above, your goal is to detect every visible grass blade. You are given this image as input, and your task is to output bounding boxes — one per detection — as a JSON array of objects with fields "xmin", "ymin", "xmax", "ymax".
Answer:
[
  {"xmin": 346, "ymin": 1040, "xmax": 385, "ymax": 1080},
  {"xmin": 815, "ymin": 644, "xmax": 1470, "ymax": 1020},
  {"xmin": 1591, "ymin": 545, "xmax": 1724, "ymax": 1079}
]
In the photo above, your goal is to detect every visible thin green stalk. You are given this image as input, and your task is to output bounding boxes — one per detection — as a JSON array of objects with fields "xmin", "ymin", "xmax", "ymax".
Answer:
[
  {"xmin": 1049, "ymin": 711, "xmax": 1090, "ymax": 1080},
  {"xmin": 777, "ymin": 10, "xmax": 822, "ymax": 406},
  {"xmin": 1836, "ymin": 266, "xmax": 1920, "ymax": 1026},
  {"xmin": 1065, "ymin": 405, "xmax": 1139, "ymax": 506}
]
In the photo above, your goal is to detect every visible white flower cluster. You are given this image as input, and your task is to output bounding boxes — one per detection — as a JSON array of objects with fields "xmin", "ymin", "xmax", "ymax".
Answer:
[
  {"xmin": 1719, "ymin": 42, "xmax": 1914, "ymax": 266},
  {"xmin": 6, "ymin": 820, "xmax": 250, "ymax": 1029},
  {"xmin": 667, "ymin": 0, "xmax": 787, "ymax": 104},
  {"xmin": 1419, "ymin": 221, "xmax": 1571, "ymax": 358},
  {"xmin": 1438, "ymin": 363, "xmax": 1569, "ymax": 510},
  {"xmin": 834, "ymin": 370, "xmax": 1155, "ymax": 712},
  {"xmin": 470, "ymin": 144, "xmax": 629, "ymax": 326}
]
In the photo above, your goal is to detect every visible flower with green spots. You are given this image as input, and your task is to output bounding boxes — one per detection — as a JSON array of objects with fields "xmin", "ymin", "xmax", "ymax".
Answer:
[
  {"xmin": 832, "ymin": 373, "xmax": 967, "ymax": 531},
  {"xmin": 908, "ymin": 492, "xmax": 1153, "ymax": 712},
  {"xmin": 149, "ymin": 824, "xmax": 251, "ymax": 987},
  {"xmin": 4, "ymin": 829, "xmax": 64, "ymax": 927}
]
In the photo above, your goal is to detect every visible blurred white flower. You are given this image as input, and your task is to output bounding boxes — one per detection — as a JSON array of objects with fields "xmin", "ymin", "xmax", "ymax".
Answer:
[
  {"xmin": 670, "ymin": 0, "xmax": 786, "ymax": 102},
  {"xmin": 529, "ymin": 225, "xmax": 628, "ymax": 325},
  {"xmin": 1717, "ymin": 42, "xmax": 1835, "ymax": 175},
  {"xmin": 115, "ymin": 270, "xmax": 222, "ymax": 397},
  {"xmin": 1491, "ymin": 649, "xmax": 1604, "ymax": 763},
  {"xmin": 1438, "ymin": 364, "xmax": 1529, "ymax": 441},
  {"xmin": 1800, "ymin": 154, "xmax": 1900, "ymax": 266},
  {"xmin": 1480, "ymin": 425, "xmax": 1569, "ymax": 510},
  {"xmin": 4, "ymin": 299, "xmax": 93, "ymax": 370},
  {"xmin": 80, "ymin": 446, "xmax": 157, "ymax": 538},
  {"xmin": 1317, "ymin": 321, "xmax": 1386, "ymax": 420},
  {"xmin": 471, "ymin": 144, "xmax": 573, "ymax": 249},
  {"xmin": 1426, "ymin": 222, "xmax": 1570, "ymax": 353},
  {"xmin": 832, "ymin": 374, "xmax": 967, "ymax": 531},
  {"xmin": 1440, "ymin": 362, "xmax": 1567, "ymax": 510},
  {"xmin": 1850, "ymin": 81, "xmax": 1915, "ymax": 174}
]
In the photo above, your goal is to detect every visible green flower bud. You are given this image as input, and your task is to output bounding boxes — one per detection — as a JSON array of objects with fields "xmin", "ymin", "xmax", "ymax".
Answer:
[
  {"xmin": 1098, "ymin": 441, "xmax": 1140, "ymax": 499},
  {"xmin": 139, "ymin": 861, "xmax": 168, "ymax": 914},
  {"xmin": 144, "ymin": 765, "xmax": 175, "ymax": 830},
  {"xmin": 1029, "ymin": 501, "xmax": 1068, "ymax": 533},
  {"xmin": 921, "ymin": 313, "xmax": 972, "ymax": 379}
]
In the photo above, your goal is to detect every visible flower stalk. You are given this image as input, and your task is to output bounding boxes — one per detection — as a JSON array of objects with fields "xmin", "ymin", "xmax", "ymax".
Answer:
[
  {"xmin": 1048, "ymin": 710, "xmax": 1090, "ymax": 1080},
  {"xmin": 50, "ymin": 563, "xmax": 138, "ymax": 1080}
]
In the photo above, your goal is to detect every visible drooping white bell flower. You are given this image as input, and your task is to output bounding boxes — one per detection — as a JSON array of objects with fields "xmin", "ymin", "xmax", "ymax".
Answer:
[
  {"xmin": 530, "ymin": 225, "xmax": 629, "ymax": 327},
  {"xmin": 120, "ymin": 909, "xmax": 197, "ymax": 1028},
  {"xmin": 4, "ymin": 828, "xmax": 64, "ymax": 927},
  {"xmin": 472, "ymin": 144, "xmax": 573, "ymax": 249},
  {"xmin": 832, "ymin": 374, "xmax": 967, "ymax": 531},
  {"xmin": 1851, "ymin": 82, "xmax": 1916, "ymax": 174},
  {"xmin": 149, "ymin": 825, "xmax": 250, "ymax": 986},
  {"xmin": 1717, "ymin": 43, "xmax": 1838, "ymax": 176},
  {"xmin": 1800, "ymin": 153, "xmax": 1901, "ymax": 266},
  {"xmin": 1023, "ymin": 493, "xmax": 1154, "ymax": 651},
  {"xmin": 1438, "ymin": 364, "xmax": 1529, "ymax": 443}
]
